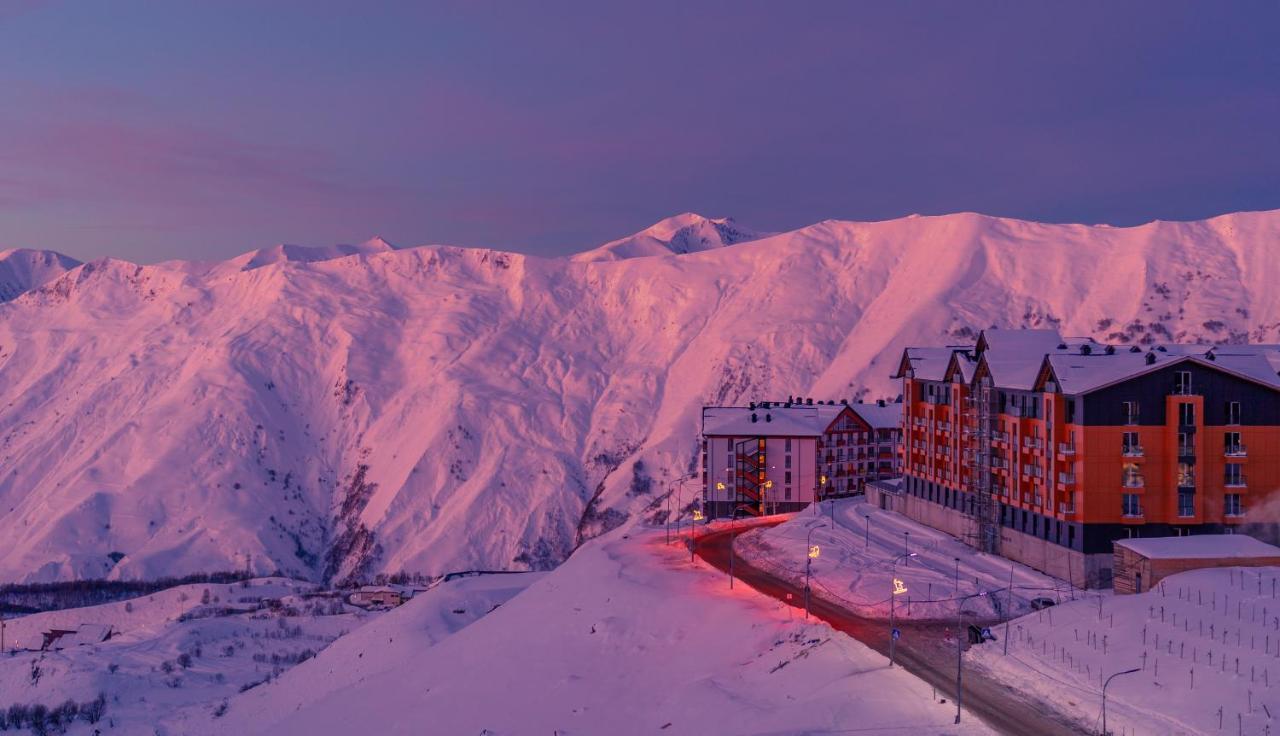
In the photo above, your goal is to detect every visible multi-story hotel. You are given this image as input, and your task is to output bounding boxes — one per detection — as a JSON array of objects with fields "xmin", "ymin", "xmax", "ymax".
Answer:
[
  {"xmin": 883, "ymin": 328, "xmax": 1280, "ymax": 587},
  {"xmin": 701, "ymin": 399, "xmax": 901, "ymax": 518}
]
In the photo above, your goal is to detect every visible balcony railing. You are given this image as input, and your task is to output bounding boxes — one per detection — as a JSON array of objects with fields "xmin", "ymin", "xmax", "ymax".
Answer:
[
  {"xmin": 1122, "ymin": 508, "xmax": 1145, "ymax": 519},
  {"xmin": 1058, "ymin": 442, "xmax": 1076, "ymax": 455},
  {"xmin": 1225, "ymin": 475, "xmax": 1247, "ymax": 488},
  {"xmin": 1059, "ymin": 502, "xmax": 1077, "ymax": 515},
  {"xmin": 1178, "ymin": 445, "xmax": 1195, "ymax": 457},
  {"xmin": 1058, "ymin": 472, "xmax": 1076, "ymax": 485},
  {"xmin": 1226, "ymin": 445, "xmax": 1247, "ymax": 457},
  {"xmin": 1122, "ymin": 476, "xmax": 1145, "ymax": 489},
  {"xmin": 1023, "ymin": 437, "xmax": 1044, "ymax": 449},
  {"xmin": 1122, "ymin": 445, "xmax": 1144, "ymax": 458}
]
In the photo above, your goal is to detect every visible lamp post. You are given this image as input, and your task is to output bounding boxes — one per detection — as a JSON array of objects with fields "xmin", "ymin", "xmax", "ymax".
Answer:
[
  {"xmin": 691, "ymin": 509, "xmax": 704, "ymax": 562},
  {"xmin": 889, "ymin": 552, "xmax": 917, "ymax": 667},
  {"xmin": 1102, "ymin": 668, "xmax": 1141, "ymax": 736},
  {"xmin": 805, "ymin": 526, "xmax": 821, "ymax": 619},
  {"xmin": 864, "ymin": 514, "xmax": 872, "ymax": 549},
  {"xmin": 903, "ymin": 531, "xmax": 910, "ymax": 563},
  {"xmin": 954, "ymin": 591, "xmax": 988, "ymax": 725}
]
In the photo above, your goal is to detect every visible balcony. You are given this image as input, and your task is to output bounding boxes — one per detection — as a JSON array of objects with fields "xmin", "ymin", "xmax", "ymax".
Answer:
[
  {"xmin": 1059, "ymin": 501, "xmax": 1077, "ymax": 515},
  {"xmin": 1122, "ymin": 445, "xmax": 1144, "ymax": 458},
  {"xmin": 1122, "ymin": 475, "xmax": 1145, "ymax": 489},
  {"xmin": 1225, "ymin": 475, "xmax": 1247, "ymax": 488},
  {"xmin": 1226, "ymin": 445, "xmax": 1247, "ymax": 458},
  {"xmin": 990, "ymin": 457, "xmax": 1008, "ymax": 469},
  {"xmin": 1122, "ymin": 508, "xmax": 1145, "ymax": 519},
  {"xmin": 1178, "ymin": 445, "xmax": 1195, "ymax": 457},
  {"xmin": 1023, "ymin": 437, "xmax": 1044, "ymax": 450},
  {"xmin": 1057, "ymin": 471, "xmax": 1076, "ymax": 486},
  {"xmin": 1057, "ymin": 442, "xmax": 1076, "ymax": 456}
]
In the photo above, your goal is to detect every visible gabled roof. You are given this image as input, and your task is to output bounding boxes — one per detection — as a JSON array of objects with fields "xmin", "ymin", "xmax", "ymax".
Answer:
[
  {"xmin": 849, "ymin": 401, "xmax": 902, "ymax": 429},
  {"xmin": 1040, "ymin": 348, "xmax": 1280, "ymax": 395},
  {"xmin": 1115, "ymin": 534, "xmax": 1280, "ymax": 560},
  {"xmin": 975, "ymin": 327, "xmax": 1066, "ymax": 357},
  {"xmin": 891, "ymin": 346, "xmax": 972, "ymax": 381}
]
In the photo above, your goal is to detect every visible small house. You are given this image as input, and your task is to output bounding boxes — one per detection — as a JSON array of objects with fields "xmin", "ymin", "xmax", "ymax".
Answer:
[
  {"xmin": 347, "ymin": 585, "xmax": 405, "ymax": 609},
  {"xmin": 1113, "ymin": 535, "xmax": 1280, "ymax": 594}
]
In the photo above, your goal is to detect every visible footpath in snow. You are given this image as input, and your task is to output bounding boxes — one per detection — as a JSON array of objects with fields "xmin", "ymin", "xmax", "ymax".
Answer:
[
  {"xmin": 737, "ymin": 498, "xmax": 1071, "ymax": 621},
  {"xmin": 198, "ymin": 525, "xmax": 995, "ymax": 736},
  {"xmin": 970, "ymin": 566, "xmax": 1280, "ymax": 736}
]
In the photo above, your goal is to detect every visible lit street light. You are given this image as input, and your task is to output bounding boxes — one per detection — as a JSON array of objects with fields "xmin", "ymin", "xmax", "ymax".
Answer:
[
  {"xmin": 804, "ymin": 525, "xmax": 821, "ymax": 619},
  {"xmin": 888, "ymin": 552, "xmax": 917, "ymax": 667}
]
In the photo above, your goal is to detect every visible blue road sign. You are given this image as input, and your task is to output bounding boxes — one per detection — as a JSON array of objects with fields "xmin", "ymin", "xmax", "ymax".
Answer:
[{"xmin": 891, "ymin": 628, "xmax": 900, "ymax": 640}]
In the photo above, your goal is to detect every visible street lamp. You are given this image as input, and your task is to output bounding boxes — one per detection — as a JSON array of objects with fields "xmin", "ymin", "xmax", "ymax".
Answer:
[
  {"xmin": 1102, "ymin": 668, "xmax": 1141, "ymax": 736},
  {"xmin": 690, "ymin": 509, "xmax": 705, "ymax": 562},
  {"xmin": 805, "ymin": 526, "xmax": 821, "ymax": 619},
  {"xmin": 762, "ymin": 479, "xmax": 774, "ymax": 515},
  {"xmin": 954, "ymin": 591, "xmax": 988, "ymax": 725},
  {"xmin": 889, "ymin": 552, "xmax": 917, "ymax": 667},
  {"xmin": 864, "ymin": 513, "xmax": 872, "ymax": 549}
]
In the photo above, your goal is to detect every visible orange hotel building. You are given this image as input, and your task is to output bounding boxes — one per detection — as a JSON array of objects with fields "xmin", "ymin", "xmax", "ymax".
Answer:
[{"xmin": 886, "ymin": 328, "xmax": 1280, "ymax": 587}]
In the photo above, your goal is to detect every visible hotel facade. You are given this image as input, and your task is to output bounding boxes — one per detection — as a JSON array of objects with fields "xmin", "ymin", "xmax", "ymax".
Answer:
[
  {"xmin": 701, "ymin": 399, "xmax": 901, "ymax": 518},
  {"xmin": 879, "ymin": 328, "xmax": 1280, "ymax": 587}
]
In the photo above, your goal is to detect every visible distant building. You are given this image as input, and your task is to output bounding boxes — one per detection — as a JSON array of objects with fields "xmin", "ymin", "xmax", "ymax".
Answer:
[
  {"xmin": 701, "ymin": 399, "xmax": 903, "ymax": 518},
  {"xmin": 347, "ymin": 586, "xmax": 405, "ymax": 609},
  {"xmin": 41, "ymin": 624, "xmax": 113, "ymax": 651},
  {"xmin": 879, "ymin": 327, "xmax": 1280, "ymax": 587},
  {"xmin": 1113, "ymin": 535, "xmax": 1280, "ymax": 594}
]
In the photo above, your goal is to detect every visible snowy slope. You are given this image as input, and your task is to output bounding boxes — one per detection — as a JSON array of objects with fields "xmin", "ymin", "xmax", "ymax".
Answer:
[
  {"xmin": 187, "ymin": 528, "xmax": 994, "ymax": 736},
  {"xmin": 0, "ymin": 247, "xmax": 81, "ymax": 302},
  {"xmin": 571, "ymin": 212, "xmax": 765, "ymax": 261},
  {"xmin": 2, "ymin": 210, "xmax": 1280, "ymax": 584}
]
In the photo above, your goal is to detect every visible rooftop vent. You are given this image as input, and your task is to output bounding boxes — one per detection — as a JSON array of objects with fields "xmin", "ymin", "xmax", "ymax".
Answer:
[
  {"xmin": 1156, "ymin": 346, "xmax": 1167, "ymax": 352},
  {"xmin": 765, "ymin": 413, "xmax": 772, "ymax": 422},
  {"xmin": 749, "ymin": 402, "xmax": 756, "ymax": 410},
  {"xmin": 1080, "ymin": 344, "xmax": 1092, "ymax": 355},
  {"xmin": 1145, "ymin": 353, "xmax": 1157, "ymax": 365},
  {"xmin": 806, "ymin": 398, "xmax": 814, "ymax": 406},
  {"xmin": 750, "ymin": 413, "xmax": 758, "ymax": 423},
  {"xmin": 1207, "ymin": 352, "xmax": 1217, "ymax": 361},
  {"xmin": 1057, "ymin": 343, "xmax": 1068, "ymax": 350},
  {"xmin": 1104, "ymin": 345, "xmax": 1116, "ymax": 355},
  {"xmin": 1130, "ymin": 346, "xmax": 1142, "ymax": 353},
  {"xmin": 877, "ymin": 399, "xmax": 886, "ymax": 407},
  {"xmin": 840, "ymin": 398, "xmax": 848, "ymax": 405}
]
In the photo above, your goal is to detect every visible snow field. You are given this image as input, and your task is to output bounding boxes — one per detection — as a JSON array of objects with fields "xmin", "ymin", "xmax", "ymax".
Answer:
[{"xmin": 970, "ymin": 566, "xmax": 1280, "ymax": 735}]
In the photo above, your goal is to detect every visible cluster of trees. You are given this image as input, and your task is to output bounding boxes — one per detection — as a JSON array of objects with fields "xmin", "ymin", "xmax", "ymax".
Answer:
[
  {"xmin": 1, "ymin": 572, "xmax": 252, "ymax": 613},
  {"xmin": 0, "ymin": 693, "xmax": 106, "ymax": 734}
]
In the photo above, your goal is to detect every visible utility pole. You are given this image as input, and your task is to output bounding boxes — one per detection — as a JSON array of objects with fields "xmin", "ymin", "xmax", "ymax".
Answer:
[
  {"xmin": 955, "ymin": 592, "xmax": 987, "ymax": 725},
  {"xmin": 864, "ymin": 514, "xmax": 871, "ymax": 549},
  {"xmin": 729, "ymin": 528, "xmax": 736, "ymax": 589},
  {"xmin": 889, "ymin": 552, "xmax": 916, "ymax": 666},
  {"xmin": 1003, "ymin": 562, "xmax": 1014, "ymax": 655}
]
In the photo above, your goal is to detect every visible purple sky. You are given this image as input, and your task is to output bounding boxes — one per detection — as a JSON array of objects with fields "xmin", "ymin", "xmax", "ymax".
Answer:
[{"xmin": 1, "ymin": 1, "xmax": 1277, "ymax": 263}]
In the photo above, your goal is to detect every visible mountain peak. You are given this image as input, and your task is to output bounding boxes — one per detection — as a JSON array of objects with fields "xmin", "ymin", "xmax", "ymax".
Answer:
[
  {"xmin": 0, "ymin": 248, "xmax": 83, "ymax": 303},
  {"xmin": 572, "ymin": 213, "xmax": 767, "ymax": 262}
]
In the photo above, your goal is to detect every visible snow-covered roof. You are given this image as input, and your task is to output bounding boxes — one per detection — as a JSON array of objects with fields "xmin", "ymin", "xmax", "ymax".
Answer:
[
  {"xmin": 702, "ymin": 405, "xmax": 829, "ymax": 436},
  {"xmin": 899, "ymin": 347, "xmax": 967, "ymax": 381},
  {"xmin": 1115, "ymin": 535, "xmax": 1280, "ymax": 560},
  {"xmin": 977, "ymin": 328, "xmax": 1066, "ymax": 356},
  {"xmin": 1046, "ymin": 348, "xmax": 1280, "ymax": 395},
  {"xmin": 850, "ymin": 401, "xmax": 902, "ymax": 429}
]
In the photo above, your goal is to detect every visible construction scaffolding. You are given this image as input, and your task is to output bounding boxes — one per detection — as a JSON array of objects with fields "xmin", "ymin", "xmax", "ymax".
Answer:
[{"xmin": 964, "ymin": 376, "xmax": 1000, "ymax": 554}]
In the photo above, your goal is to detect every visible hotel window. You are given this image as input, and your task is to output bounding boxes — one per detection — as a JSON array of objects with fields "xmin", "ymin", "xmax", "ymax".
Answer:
[
  {"xmin": 1064, "ymin": 398, "xmax": 1076, "ymax": 424},
  {"xmin": 1177, "ymin": 462, "xmax": 1196, "ymax": 488},
  {"xmin": 1178, "ymin": 403, "xmax": 1196, "ymax": 427},
  {"xmin": 1225, "ymin": 493, "xmax": 1243, "ymax": 516},
  {"xmin": 1178, "ymin": 432, "xmax": 1193, "ymax": 457},
  {"xmin": 1123, "ymin": 401, "xmax": 1140, "ymax": 425},
  {"xmin": 1122, "ymin": 494, "xmax": 1142, "ymax": 517},
  {"xmin": 1122, "ymin": 463, "xmax": 1143, "ymax": 487},
  {"xmin": 1174, "ymin": 370, "xmax": 1192, "ymax": 395},
  {"xmin": 1226, "ymin": 401, "xmax": 1242, "ymax": 425},
  {"xmin": 785, "ymin": 471, "xmax": 792, "ymax": 484},
  {"xmin": 1122, "ymin": 431, "xmax": 1140, "ymax": 455},
  {"xmin": 1225, "ymin": 432, "xmax": 1243, "ymax": 455},
  {"xmin": 1178, "ymin": 492, "xmax": 1195, "ymax": 517},
  {"xmin": 785, "ymin": 438, "xmax": 792, "ymax": 452},
  {"xmin": 785, "ymin": 455, "xmax": 792, "ymax": 469},
  {"xmin": 1225, "ymin": 463, "xmax": 1244, "ymax": 487}
]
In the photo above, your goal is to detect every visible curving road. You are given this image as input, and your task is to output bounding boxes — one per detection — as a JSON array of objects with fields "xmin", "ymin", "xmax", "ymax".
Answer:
[{"xmin": 690, "ymin": 521, "xmax": 1088, "ymax": 736}]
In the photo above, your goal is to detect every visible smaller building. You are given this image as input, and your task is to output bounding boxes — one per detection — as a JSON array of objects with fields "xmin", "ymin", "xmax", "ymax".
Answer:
[
  {"xmin": 1113, "ymin": 535, "xmax": 1280, "ymax": 594},
  {"xmin": 41, "ymin": 623, "xmax": 114, "ymax": 651},
  {"xmin": 347, "ymin": 585, "xmax": 405, "ymax": 609}
]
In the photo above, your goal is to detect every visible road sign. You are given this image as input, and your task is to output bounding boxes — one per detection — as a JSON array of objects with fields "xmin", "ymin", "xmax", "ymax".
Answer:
[
  {"xmin": 891, "ymin": 628, "xmax": 901, "ymax": 640},
  {"xmin": 982, "ymin": 627, "xmax": 993, "ymax": 640},
  {"xmin": 893, "ymin": 578, "xmax": 908, "ymax": 596}
]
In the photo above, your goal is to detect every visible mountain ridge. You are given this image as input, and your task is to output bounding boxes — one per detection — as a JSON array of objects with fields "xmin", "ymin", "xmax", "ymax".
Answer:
[{"xmin": 2, "ymin": 209, "xmax": 1279, "ymax": 583}]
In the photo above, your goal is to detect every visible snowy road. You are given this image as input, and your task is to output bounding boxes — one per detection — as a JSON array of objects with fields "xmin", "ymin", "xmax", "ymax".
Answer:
[{"xmin": 691, "ymin": 520, "xmax": 1089, "ymax": 736}]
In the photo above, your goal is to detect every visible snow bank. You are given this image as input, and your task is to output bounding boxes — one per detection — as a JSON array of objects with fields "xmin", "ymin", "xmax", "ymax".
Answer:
[{"xmin": 738, "ymin": 499, "xmax": 1069, "ymax": 621}]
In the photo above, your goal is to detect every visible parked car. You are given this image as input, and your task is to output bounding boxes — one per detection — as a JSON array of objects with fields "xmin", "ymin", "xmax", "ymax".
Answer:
[{"xmin": 1030, "ymin": 597, "xmax": 1056, "ymax": 610}]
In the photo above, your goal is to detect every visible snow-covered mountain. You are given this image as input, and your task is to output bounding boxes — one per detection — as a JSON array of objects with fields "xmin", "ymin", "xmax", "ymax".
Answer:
[
  {"xmin": 2, "ymin": 209, "xmax": 1279, "ymax": 584},
  {"xmin": 571, "ymin": 213, "xmax": 765, "ymax": 261},
  {"xmin": 0, "ymin": 247, "xmax": 82, "ymax": 302}
]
